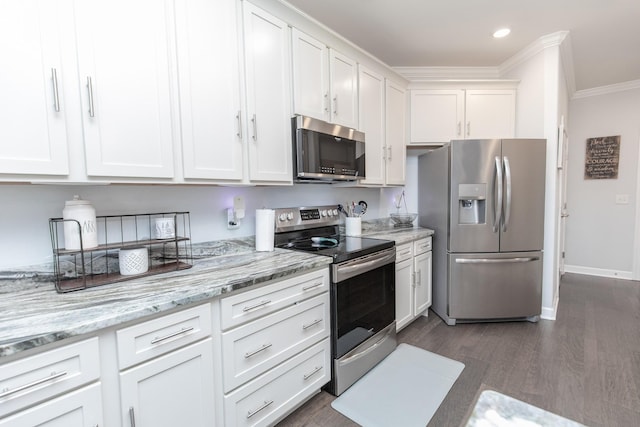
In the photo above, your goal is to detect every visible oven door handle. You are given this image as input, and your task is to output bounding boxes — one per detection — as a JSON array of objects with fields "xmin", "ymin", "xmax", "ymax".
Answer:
[
  {"xmin": 333, "ymin": 247, "xmax": 396, "ymax": 283},
  {"xmin": 338, "ymin": 324, "xmax": 395, "ymax": 365}
]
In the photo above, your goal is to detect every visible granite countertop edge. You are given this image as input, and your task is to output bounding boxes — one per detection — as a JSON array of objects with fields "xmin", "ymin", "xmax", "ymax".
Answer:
[{"xmin": 0, "ymin": 223, "xmax": 433, "ymax": 360}]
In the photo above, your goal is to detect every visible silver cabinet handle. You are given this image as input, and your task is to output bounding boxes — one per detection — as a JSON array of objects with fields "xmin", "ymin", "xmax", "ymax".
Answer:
[
  {"xmin": 247, "ymin": 400, "xmax": 274, "ymax": 419},
  {"xmin": 388, "ymin": 146, "xmax": 392, "ymax": 160},
  {"xmin": 236, "ymin": 111, "xmax": 242, "ymax": 139},
  {"xmin": 493, "ymin": 156, "xmax": 503, "ymax": 232},
  {"xmin": 398, "ymin": 249, "xmax": 412, "ymax": 257},
  {"xmin": 466, "ymin": 121, "xmax": 471, "ymax": 136},
  {"xmin": 332, "ymin": 95, "xmax": 338, "ymax": 115},
  {"xmin": 245, "ymin": 343, "xmax": 272, "ymax": 359},
  {"xmin": 411, "ymin": 272, "xmax": 416, "ymax": 288},
  {"xmin": 251, "ymin": 114, "xmax": 257, "ymax": 141},
  {"xmin": 457, "ymin": 121, "xmax": 461, "ymax": 136},
  {"xmin": 417, "ymin": 270, "xmax": 422, "ymax": 286},
  {"xmin": 51, "ymin": 68, "xmax": 60, "ymax": 112},
  {"xmin": 150, "ymin": 326, "xmax": 194, "ymax": 345},
  {"xmin": 503, "ymin": 156, "xmax": 512, "ymax": 232},
  {"xmin": 302, "ymin": 282, "xmax": 323, "ymax": 291},
  {"xmin": 302, "ymin": 318, "xmax": 322, "ymax": 330},
  {"xmin": 0, "ymin": 371, "xmax": 67, "ymax": 399},
  {"xmin": 86, "ymin": 76, "xmax": 95, "ymax": 117},
  {"xmin": 303, "ymin": 366, "xmax": 322, "ymax": 380},
  {"xmin": 324, "ymin": 92, "xmax": 329, "ymax": 112},
  {"xmin": 242, "ymin": 300, "xmax": 271, "ymax": 312},
  {"xmin": 129, "ymin": 407, "xmax": 136, "ymax": 427}
]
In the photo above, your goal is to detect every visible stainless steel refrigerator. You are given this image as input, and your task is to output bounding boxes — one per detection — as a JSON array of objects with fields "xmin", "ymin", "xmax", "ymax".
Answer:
[{"xmin": 418, "ymin": 139, "xmax": 546, "ymax": 325}]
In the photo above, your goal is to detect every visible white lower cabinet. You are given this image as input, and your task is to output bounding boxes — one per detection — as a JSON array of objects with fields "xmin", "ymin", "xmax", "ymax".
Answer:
[
  {"xmin": 396, "ymin": 237, "xmax": 433, "ymax": 331},
  {"xmin": 119, "ymin": 339, "xmax": 215, "ymax": 427},
  {"xmin": 217, "ymin": 268, "xmax": 331, "ymax": 426}
]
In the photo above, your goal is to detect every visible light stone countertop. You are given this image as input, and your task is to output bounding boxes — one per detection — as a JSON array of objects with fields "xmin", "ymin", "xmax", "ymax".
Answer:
[{"xmin": 0, "ymin": 222, "xmax": 433, "ymax": 360}]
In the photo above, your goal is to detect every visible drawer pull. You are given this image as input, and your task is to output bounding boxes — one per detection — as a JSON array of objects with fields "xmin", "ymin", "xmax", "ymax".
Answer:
[
  {"xmin": 242, "ymin": 300, "xmax": 271, "ymax": 312},
  {"xmin": 150, "ymin": 326, "xmax": 194, "ymax": 345},
  {"xmin": 399, "ymin": 249, "xmax": 412, "ymax": 256},
  {"xmin": 0, "ymin": 371, "xmax": 67, "ymax": 399},
  {"xmin": 244, "ymin": 343, "xmax": 272, "ymax": 359},
  {"xmin": 246, "ymin": 399, "xmax": 274, "ymax": 419},
  {"xmin": 302, "ymin": 282, "xmax": 323, "ymax": 291},
  {"xmin": 303, "ymin": 366, "xmax": 322, "ymax": 380},
  {"xmin": 129, "ymin": 407, "xmax": 136, "ymax": 427},
  {"xmin": 302, "ymin": 318, "xmax": 322, "ymax": 330}
]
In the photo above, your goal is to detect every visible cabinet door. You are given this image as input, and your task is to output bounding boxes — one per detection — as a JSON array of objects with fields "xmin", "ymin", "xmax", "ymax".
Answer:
[
  {"xmin": 175, "ymin": 0, "xmax": 244, "ymax": 181},
  {"xmin": 465, "ymin": 89, "xmax": 515, "ymax": 139},
  {"xmin": 384, "ymin": 80, "xmax": 406, "ymax": 186},
  {"xmin": 120, "ymin": 339, "xmax": 215, "ymax": 427},
  {"xmin": 0, "ymin": 383, "xmax": 103, "ymax": 427},
  {"xmin": 291, "ymin": 29, "xmax": 329, "ymax": 121},
  {"xmin": 357, "ymin": 66, "xmax": 385, "ymax": 185},
  {"xmin": 410, "ymin": 89, "xmax": 464, "ymax": 144},
  {"xmin": 75, "ymin": 0, "xmax": 175, "ymax": 178},
  {"xmin": 329, "ymin": 49, "xmax": 358, "ymax": 128},
  {"xmin": 0, "ymin": 0, "xmax": 69, "ymax": 176},
  {"xmin": 414, "ymin": 251, "xmax": 432, "ymax": 315},
  {"xmin": 395, "ymin": 256, "xmax": 413, "ymax": 332},
  {"xmin": 243, "ymin": 2, "xmax": 292, "ymax": 183}
]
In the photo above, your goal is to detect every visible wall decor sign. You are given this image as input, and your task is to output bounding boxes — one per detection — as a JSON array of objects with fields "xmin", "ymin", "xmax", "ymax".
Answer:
[{"xmin": 584, "ymin": 135, "xmax": 620, "ymax": 179}]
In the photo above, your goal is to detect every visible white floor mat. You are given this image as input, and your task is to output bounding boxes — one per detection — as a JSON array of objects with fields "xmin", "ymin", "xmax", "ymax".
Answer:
[{"xmin": 331, "ymin": 343, "xmax": 464, "ymax": 427}]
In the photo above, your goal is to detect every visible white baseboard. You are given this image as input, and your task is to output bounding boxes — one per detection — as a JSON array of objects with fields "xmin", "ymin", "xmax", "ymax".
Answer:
[
  {"xmin": 563, "ymin": 265, "xmax": 633, "ymax": 280},
  {"xmin": 540, "ymin": 295, "xmax": 558, "ymax": 321}
]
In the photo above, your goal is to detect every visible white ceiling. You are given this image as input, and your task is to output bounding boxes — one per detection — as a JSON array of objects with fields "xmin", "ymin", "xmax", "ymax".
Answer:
[{"xmin": 285, "ymin": 0, "xmax": 640, "ymax": 91}]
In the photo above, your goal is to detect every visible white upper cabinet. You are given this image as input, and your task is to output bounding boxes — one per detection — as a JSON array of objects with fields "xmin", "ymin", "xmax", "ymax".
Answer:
[
  {"xmin": 464, "ymin": 89, "xmax": 516, "ymax": 139},
  {"xmin": 175, "ymin": 0, "xmax": 244, "ymax": 181},
  {"xmin": 292, "ymin": 29, "xmax": 358, "ymax": 129},
  {"xmin": 0, "ymin": 0, "xmax": 70, "ymax": 176},
  {"xmin": 385, "ymin": 80, "xmax": 406, "ymax": 186},
  {"xmin": 410, "ymin": 88, "xmax": 516, "ymax": 144},
  {"xmin": 410, "ymin": 90, "xmax": 465, "ymax": 143},
  {"xmin": 329, "ymin": 49, "xmax": 358, "ymax": 128},
  {"xmin": 243, "ymin": 2, "xmax": 293, "ymax": 183},
  {"xmin": 357, "ymin": 66, "xmax": 386, "ymax": 185},
  {"xmin": 75, "ymin": 0, "xmax": 176, "ymax": 178}
]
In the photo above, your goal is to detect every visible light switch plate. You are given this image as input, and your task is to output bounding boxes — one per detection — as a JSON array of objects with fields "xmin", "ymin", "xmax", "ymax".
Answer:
[{"xmin": 615, "ymin": 194, "xmax": 629, "ymax": 204}]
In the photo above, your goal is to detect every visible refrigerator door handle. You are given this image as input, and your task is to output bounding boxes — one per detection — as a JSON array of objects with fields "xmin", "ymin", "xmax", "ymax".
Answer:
[
  {"xmin": 455, "ymin": 257, "xmax": 540, "ymax": 264},
  {"xmin": 502, "ymin": 156, "xmax": 512, "ymax": 232},
  {"xmin": 493, "ymin": 156, "xmax": 503, "ymax": 232}
]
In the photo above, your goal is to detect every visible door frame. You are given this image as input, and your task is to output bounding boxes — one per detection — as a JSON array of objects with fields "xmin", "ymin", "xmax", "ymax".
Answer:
[{"xmin": 633, "ymin": 135, "xmax": 640, "ymax": 280}]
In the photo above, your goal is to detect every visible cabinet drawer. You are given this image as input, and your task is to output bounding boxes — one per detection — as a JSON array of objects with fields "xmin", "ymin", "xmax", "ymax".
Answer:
[
  {"xmin": 395, "ymin": 242, "xmax": 413, "ymax": 262},
  {"xmin": 414, "ymin": 237, "xmax": 432, "ymax": 255},
  {"xmin": 221, "ymin": 293, "xmax": 329, "ymax": 392},
  {"xmin": 0, "ymin": 337, "xmax": 100, "ymax": 418},
  {"xmin": 220, "ymin": 268, "xmax": 329, "ymax": 330},
  {"xmin": 117, "ymin": 303, "xmax": 212, "ymax": 369},
  {"xmin": 224, "ymin": 339, "xmax": 330, "ymax": 427}
]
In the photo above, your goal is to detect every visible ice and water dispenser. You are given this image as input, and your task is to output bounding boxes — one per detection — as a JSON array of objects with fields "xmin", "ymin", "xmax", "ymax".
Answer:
[{"xmin": 458, "ymin": 184, "xmax": 486, "ymax": 224}]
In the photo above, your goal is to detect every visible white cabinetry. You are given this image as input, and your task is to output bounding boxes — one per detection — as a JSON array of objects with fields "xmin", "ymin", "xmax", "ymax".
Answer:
[
  {"xmin": 243, "ymin": 2, "xmax": 293, "ymax": 184},
  {"xmin": 217, "ymin": 268, "xmax": 331, "ymax": 426},
  {"xmin": 395, "ymin": 237, "xmax": 432, "ymax": 331},
  {"xmin": 75, "ymin": 0, "xmax": 176, "ymax": 178},
  {"xmin": 0, "ymin": 338, "xmax": 103, "ymax": 425},
  {"xmin": 117, "ymin": 304, "xmax": 215, "ymax": 427},
  {"xmin": 410, "ymin": 88, "xmax": 515, "ymax": 144},
  {"xmin": 0, "ymin": 0, "xmax": 69, "ymax": 176},
  {"xmin": 292, "ymin": 29, "xmax": 358, "ymax": 129},
  {"xmin": 385, "ymin": 80, "xmax": 407, "ymax": 185},
  {"xmin": 175, "ymin": 0, "xmax": 244, "ymax": 181}
]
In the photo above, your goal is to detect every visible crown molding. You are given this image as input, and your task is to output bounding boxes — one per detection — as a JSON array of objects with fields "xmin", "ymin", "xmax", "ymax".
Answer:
[
  {"xmin": 498, "ymin": 31, "xmax": 570, "ymax": 76},
  {"xmin": 572, "ymin": 79, "xmax": 640, "ymax": 99},
  {"xmin": 393, "ymin": 66, "xmax": 500, "ymax": 81}
]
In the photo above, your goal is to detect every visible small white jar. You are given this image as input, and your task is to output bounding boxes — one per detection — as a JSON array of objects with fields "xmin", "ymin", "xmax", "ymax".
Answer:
[
  {"xmin": 63, "ymin": 195, "xmax": 98, "ymax": 250},
  {"xmin": 119, "ymin": 247, "xmax": 149, "ymax": 276}
]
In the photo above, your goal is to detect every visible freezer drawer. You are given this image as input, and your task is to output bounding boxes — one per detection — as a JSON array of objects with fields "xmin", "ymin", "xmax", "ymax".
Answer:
[{"xmin": 448, "ymin": 251, "xmax": 542, "ymax": 320}]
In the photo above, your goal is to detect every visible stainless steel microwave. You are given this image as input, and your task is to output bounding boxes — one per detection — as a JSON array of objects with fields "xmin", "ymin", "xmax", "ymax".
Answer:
[{"xmin": 292, "ymin": 115, "xmax": 366, "ymax": 182}]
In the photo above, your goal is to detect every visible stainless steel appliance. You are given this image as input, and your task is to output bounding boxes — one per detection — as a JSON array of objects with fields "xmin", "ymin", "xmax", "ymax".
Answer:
[
  {"xmin": 418, "ymin": 139, "xmax": 546, "ymax": 325},
  {"xmin": 292, "ymin": 115, "xmax": 366, "ymax": 182},
  {"xmin": 274, "ymin": 205, "xmax": 396, "ymax": 396}
]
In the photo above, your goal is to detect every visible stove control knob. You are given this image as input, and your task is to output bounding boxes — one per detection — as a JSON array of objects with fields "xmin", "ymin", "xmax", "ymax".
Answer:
[
  {"xmin": 327, "ymin": 210, "xmax": 333, "ymax": 217},
  {"xmin": 286, "ymin": 212, "xmax": 294, "ymax": 220},
  {"xmin": 332, "ymin": 209, "xmax": 339, "ymax": 216},
  {"xmin": 278, "ymin": 213, "xmax": 287, "ymax": 222},
  {"xmin": 321, "ymin": 210, "xmax": 327, "ymax": 217}
]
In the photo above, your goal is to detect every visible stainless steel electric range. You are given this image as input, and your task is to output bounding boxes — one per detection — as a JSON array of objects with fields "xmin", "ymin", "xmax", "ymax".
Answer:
[{"xmin": 274, "ymin": 205, "xmax": 397, "ymax": 396}]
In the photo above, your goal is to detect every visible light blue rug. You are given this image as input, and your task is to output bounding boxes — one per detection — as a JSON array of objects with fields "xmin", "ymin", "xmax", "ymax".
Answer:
[{"xmin": 331, "ymin": 343, "xmax": 465, "ymax": 427}]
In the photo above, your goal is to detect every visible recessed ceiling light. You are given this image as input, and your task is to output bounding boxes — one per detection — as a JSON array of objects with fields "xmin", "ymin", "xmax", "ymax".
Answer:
[{"xmin": 493, "ymin": 28, "xmax": 511, "ymax": 38}]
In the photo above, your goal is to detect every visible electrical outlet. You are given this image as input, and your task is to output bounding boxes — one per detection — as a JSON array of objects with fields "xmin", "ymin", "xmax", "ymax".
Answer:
[
  {"xmin": 615, "ymin": 194, "xmax": 629, "ymax": 205},
  {"xmin": 227, "ymin": 208, "xmax": 240, "ymax": 229}
]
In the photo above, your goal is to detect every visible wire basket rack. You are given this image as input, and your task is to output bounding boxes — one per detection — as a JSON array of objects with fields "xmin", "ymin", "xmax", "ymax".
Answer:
[{"xmin": 49, "ymin": 212, "xmax": 193, "ymax": 293}]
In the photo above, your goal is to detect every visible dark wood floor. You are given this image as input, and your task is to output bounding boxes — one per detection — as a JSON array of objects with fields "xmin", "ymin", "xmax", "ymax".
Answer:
[{"xmin": 277, "ymin": 273, "xmax": 640, "ymax": 427}]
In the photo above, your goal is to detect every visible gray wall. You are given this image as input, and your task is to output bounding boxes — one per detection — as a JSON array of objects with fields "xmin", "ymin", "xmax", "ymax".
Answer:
[{"xmin": 566, "ymin": 87, "xmax": 640, "ymax": 276}]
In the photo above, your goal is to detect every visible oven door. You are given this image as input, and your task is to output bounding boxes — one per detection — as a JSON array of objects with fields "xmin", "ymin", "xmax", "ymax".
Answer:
[{"xmin": 331, "ymin": 248, "xmax": 396, "ymax": 359}]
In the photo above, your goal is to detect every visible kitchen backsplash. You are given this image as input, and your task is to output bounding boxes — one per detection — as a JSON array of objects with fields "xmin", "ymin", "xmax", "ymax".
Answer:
[{"xmin": 1, "ymin": 184, "xmax": 409, "ymax": 270}]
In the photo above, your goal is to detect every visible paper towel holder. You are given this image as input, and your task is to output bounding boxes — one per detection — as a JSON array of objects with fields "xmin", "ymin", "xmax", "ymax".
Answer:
[{"xmin": 227, "ymin": 196, "xmax": 245, "ymax": 230}]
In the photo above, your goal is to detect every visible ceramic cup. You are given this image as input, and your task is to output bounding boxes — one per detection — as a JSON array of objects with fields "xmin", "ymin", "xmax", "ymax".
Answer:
[
  {"xmin": 155, "ymin": 218, "xmax": 175, "ymax": 239},
  {"xmin": 345, "ymin": 217, "xmax": 362, "ymax": 237},
  {"xmin": 119, "ymin": 247, "xmax": 149, "ymax": 276}
]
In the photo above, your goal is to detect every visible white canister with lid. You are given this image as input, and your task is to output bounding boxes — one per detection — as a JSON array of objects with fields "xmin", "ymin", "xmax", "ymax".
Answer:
[{"xmin": 63, "ymin": 195, "xmax": 98, "ymax": 250}]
